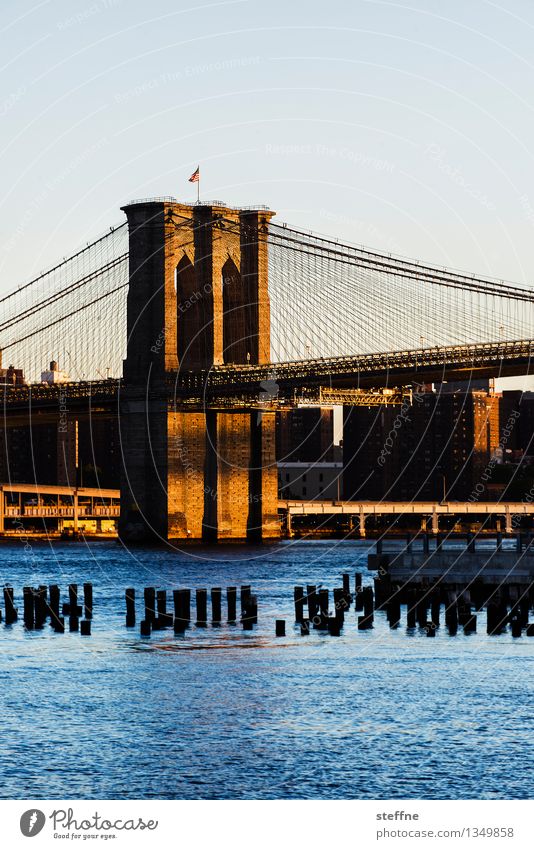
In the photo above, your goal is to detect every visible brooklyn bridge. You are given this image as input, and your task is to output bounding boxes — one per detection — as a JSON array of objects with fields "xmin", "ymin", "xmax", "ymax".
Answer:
[{"xmin": 2, "ymin": 197, "xmax": 534, "ymax": 542}]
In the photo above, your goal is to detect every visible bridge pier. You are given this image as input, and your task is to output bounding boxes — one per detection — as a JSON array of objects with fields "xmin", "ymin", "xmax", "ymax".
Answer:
[
  {"xmin": 505, "ymin": 507, "xmax": 513, "ymax": 535},
  {"xmin": 120, "ymin": 397, "xmax": 278, "ymax": 542}
]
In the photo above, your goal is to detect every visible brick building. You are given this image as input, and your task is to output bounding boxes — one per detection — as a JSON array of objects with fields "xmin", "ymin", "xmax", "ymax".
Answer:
[
  {"xmin": 343, "ymin": 388, "xmax": 501, "ymax": 502},
  {"xmin": 276, "ymin": 407, "xmax": 335, "ymax": 462}
]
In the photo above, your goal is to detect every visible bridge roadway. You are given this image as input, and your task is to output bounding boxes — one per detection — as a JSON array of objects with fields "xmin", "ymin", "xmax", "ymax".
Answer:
[
  {"xmin": 0, "ymin": 483, "xmax": 120, "ymax": 533},
  {"xmin": 280, "ymin": 498, "xmax": 534, "ymax": 535},
  {"xmin": 201, "ymin": 338, "xmax": 534, "ymax": 393},
  {"xmin": 2, "ymin": 338, "xmax": 531, "ymax": 413}
]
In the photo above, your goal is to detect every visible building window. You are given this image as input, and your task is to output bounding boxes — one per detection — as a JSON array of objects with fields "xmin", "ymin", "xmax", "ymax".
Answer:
[
  {"xmin": 285, "ymin": 473, "xmax": 290, "ymax": 482},
  {"xmin": 303, "ymin": 474, "xmax": 307, "ymax": 482},
  {"xmin": 319, "ymin": 473, "xmax": 324, "ymax": 482},
  {"xmin": 302, "ymin": 486, "xmax": 307, "ymax": 496}
]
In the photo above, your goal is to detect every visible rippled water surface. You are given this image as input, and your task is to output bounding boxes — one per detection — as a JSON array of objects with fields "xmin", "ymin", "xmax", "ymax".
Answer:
[{"xmin": 0, "ymin": 538, "xmax": 532, "ymax": 800}]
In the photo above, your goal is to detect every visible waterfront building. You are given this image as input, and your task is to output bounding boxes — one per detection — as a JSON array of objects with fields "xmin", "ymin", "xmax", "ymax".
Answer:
[{"xmin": 343, "ymin": 387, "xmax": 501, "ymax": 502}]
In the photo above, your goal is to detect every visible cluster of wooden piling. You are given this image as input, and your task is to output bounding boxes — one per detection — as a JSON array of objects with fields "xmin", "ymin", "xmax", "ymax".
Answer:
[
  {"xmin": 1, "ymin": 583, "xmax": 93, "ymax": 634},
  {"xmin": 375, "ymin": 580, "xmax": 534, "ymax": 637},
  {"xmin": 129, "ymin": 585, "xmax": 258, "ymax": 637},
  {"xmin": 287, "ymin": 573, "xmax": 359, "ymax": 636},
  {"xmin": 277, "ymin": 571, "xmax": 534, "ymax": 639}
]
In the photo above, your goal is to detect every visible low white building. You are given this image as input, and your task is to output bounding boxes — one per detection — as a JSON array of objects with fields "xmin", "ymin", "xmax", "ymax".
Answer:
[{"xmin": 41, "ymin": 360, "xmax": 69, "ymax": 384}]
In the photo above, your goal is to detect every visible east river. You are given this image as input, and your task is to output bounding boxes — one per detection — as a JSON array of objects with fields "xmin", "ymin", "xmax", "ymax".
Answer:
[{"xmin": 0, "ymin": 538, "xmax": 532, "ymax": 799}]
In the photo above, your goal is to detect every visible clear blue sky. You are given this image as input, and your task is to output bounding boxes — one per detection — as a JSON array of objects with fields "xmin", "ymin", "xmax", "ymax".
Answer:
[{"xmin": 2, "ymin": 1, "xmax": 534, "ymax": 316}]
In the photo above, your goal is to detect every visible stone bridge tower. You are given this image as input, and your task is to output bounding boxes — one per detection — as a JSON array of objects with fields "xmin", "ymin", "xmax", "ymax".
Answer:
[{"xmin": 119, "ymin": 199, "xmax": 279, "ymax": 543}]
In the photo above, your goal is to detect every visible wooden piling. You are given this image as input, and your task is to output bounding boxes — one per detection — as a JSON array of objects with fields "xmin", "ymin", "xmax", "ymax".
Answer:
[
  {"xmin": 333, "ymin": 587, "xmax": 345, "ymax": 624},
  {"xmin": 69, "ymin": 584, "xmax": 82, "ymax": 616},
  {"xmin": 22, "ymin": 587, "xmax": 34, "ymax": 629},
  {"xmin": 275, "ymin": 620, "xmax": 286, "ymax": 637},
  {"xmin": 3, "ymin": 586, "xmax": 17, "ymax": 624},
  {"xmin": 300, "ymin": 619, "xmax": 310, "ymax": 635},
  {"xmin": 211, "ymin": 588, "xmax": 222, "ymax": 625},
  {"xmin": 416, "ymin": 596, "xmax": 428, "ymax": 628},
  {"xmin": 294, "ymin": 586, "xmax": 305, "ymax": 623},
  {"xmin": 69, "ymin": 615, "xmax": 79, "ymax": 632},
  {"xmin": 487, "ymin": 602, "xmax": 503, "ymax": 635},
  {"xmin": 143, "ymin": 587, "xmax": 156, "ymax": 624},
  {"xmin": 34, "ymin": 586, "xmax": 47, "ymax": 628},
  {"xmin": 240, "ymin": 586, "xmax": 256, "ymax": 626},
  {"xmin": 83, "ymin": 583, "xmax": 93, "ymax": 619},
  {"xmin": 80, "ymin": 620, "xmax": 91, "ymax": 636},
  {"xmin": 140, "ymin": 619, "xmax": 151, "ymax": 636},
  {"xmin": 172, "ymin": 588, "xmax": 190, "ymax": 628},
  {"xmin": 172, "ymin": 589, "xmax": 181, "ymax": 622},
  {"xmin": 227, "ymin": 586, "xmax": 237, "ymax": 623},
  {"xmin": 354, "ymin": 578, "xmax": 364, "ymax": 612},
  {"xmin": 306, "ymin": 585, "xmax": 318, "ymax": 620},
  {"xmin": 387, "ymin": 599, "xmax": 401, "ymax": 627},
  {"xmin": 342, "ymin": 573, "xmax": 351, "ymax": 606},
  {"xmin": 430, "ymin": 595, "xmax": 441, "ymax": 628},
  {"xmin": 53, "ymin": 616, "xmax": 65, "ymax": 633},
  {"xmin": 445, "ymin": 594, "xmax": 458, "ymax": 635},
  {"xmin": 317, "ymin": 588, "xmax": 329, "ymax": 628},
  {"xmin": 125, "ymin": 588, "xmax": 135, "ymax": 627},
  {"xmin": 464, "ymin": 615, "xmax": 477, "ymax": 634},
  {"xmin": 49, "ymin": 585, "xmax": 60, "ymax": 622},
  {"xmin": 519, "ymin": 600, "xmax": 529, "ymax": 628},
  {"xmin": 173, "ymin": 615, "xmax": 186, "ymax": 633},
  {"xmin": 374, "ymin": 575, "xmax": 391, "ymax": 608},
  {"xmin": 511, "ymin": 616, "xmax": 522, "ymax": 638},
  {"xmin": 458, "ymin": 598, "xmax": 472, "ymax": 627},
  {"xmin": 196, "ymin": 589, "xmax": 208, "ymax": 627},
  {"xmin": 156, "ymin": 589, "xmax": 171, "ymax": 627},
  {"xmin": 172, "ymin": 589, "xmax": 187, "ymax": 631},
  {"xmin": 182, "ymin": 589, "xmax": 191, "ymax": 624},
  {"xmin": 328, "ymin": 617, "xmax": 341, "ymax": 636},
  {"xmin": 363, "ymin": 586, "xmax": 374, "ymax": 619},
  {"xmin": 151, "ymin": 615, "xmax": 163, "ymax": 631},
  {"xmin": 240, "ymin": 585, "xmax": 252, "ymax": 619}
]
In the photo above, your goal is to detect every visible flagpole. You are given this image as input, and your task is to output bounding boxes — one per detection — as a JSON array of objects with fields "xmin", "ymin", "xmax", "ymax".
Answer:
[{"xmin": 197, "ymin": 170, "xmax": 200, "ymax": 205}]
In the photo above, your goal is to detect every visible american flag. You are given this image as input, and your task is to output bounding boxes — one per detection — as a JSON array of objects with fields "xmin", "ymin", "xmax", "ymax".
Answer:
[{"xmin": 188, "ymin": 166, "xmax": 200, "ymax": 183}]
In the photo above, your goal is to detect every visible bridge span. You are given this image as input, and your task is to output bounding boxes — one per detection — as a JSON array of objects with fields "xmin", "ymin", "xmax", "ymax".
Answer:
[{"xmin": 0, "ymin": 484, "xmax": 119, "ymax": 534}]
